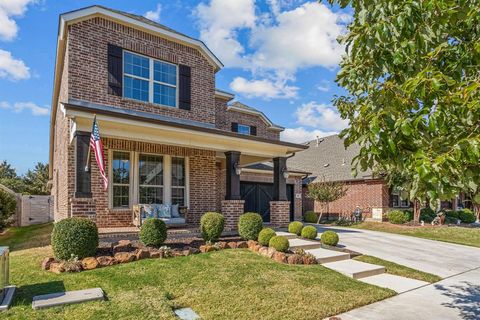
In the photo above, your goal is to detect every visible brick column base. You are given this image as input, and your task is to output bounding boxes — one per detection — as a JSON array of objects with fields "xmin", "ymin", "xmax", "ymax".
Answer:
[
  {"xmin": 270, "ymin": 201, "xmax": 290, "ymax": 227},
  {"xmin": 71, "ymin": 198, "xmax": 96, "ymax": 222},
  {"xmin": 222, "ymin": 200, "xmax": 245, "ymax": 231}
]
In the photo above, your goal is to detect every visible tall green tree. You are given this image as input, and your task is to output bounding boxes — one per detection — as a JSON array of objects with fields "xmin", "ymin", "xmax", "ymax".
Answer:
[
  {"xmin": 306, "ymin": 178, "xmax": 348, "ymax": 222},
  {"xmin": 328, "ymin": 0, "xmax": 480, "ymax": 221},
  {"xmin": 0, "ymin": 160, "xmax": 17, "ymax": 180},
  {"xmin": 0, "ymin": 160, "xmax": 26, "ymax": 194},
  {"xmin": 23, "ymin": 162, "xmax": 49, "ymax": 195}
]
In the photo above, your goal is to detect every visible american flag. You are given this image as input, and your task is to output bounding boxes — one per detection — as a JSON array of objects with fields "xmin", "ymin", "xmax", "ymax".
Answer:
[{"xmin": 90, "ymin": 116, "xmax": 108, "ymax": 190}]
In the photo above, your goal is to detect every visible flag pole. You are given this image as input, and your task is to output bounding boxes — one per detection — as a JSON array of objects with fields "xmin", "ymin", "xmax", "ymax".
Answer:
[{"xmin": 84, "ymin": 114, "xmax": 96, "ymax": 172}]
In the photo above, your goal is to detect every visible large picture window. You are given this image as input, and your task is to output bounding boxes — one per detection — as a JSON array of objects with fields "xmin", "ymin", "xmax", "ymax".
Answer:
[
  {"xmin": 171, "ymin": 157, "xmax": 186, "ymax": 206},
  {"xmin": 112, "ymin": 151, "xmax": 130, "ymax": 208},
  {"xmin": 123, "ymin": 51, "xmax": 177, "ymax": 107},
  {"xmin": 138, "ymin": 154, "xmax": 164, "ymax": 204}
]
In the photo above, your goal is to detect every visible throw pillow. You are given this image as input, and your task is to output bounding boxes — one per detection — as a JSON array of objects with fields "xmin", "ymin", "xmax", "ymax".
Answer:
[{"xmin": 171, "ymin": 204, "xmax": 180, "ymax": 218}]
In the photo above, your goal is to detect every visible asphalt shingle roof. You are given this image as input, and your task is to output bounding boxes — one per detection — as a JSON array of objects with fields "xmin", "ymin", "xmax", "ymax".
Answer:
[{"xmin": 286, "ymin": 134, "xmax": 373, "ymax": 183}]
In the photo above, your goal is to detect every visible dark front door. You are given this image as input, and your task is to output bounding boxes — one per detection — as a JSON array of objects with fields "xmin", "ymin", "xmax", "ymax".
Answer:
[{"xmin": 240, "ymin": 182, "xmax": 294, "ymax": 222}]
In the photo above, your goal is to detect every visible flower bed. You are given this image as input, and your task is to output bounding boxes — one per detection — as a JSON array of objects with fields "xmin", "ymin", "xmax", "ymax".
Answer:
[{"xmin": 42, "ymin": 236, "xmax": 317, "ymax": 273}]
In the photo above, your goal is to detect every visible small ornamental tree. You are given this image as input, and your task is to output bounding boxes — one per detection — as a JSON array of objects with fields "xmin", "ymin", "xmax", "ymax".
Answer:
[{"xmin": 306, "ymin": 178, "xmax": 347, "ymax": 223}]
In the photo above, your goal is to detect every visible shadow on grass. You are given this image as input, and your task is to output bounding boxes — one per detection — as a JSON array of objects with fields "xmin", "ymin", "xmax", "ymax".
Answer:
[
  {"xmin": 435, "ymin": 281, "xmax": 480, "ymax": 320},
  {"xmin": 12, "ymin": 281, "xmax": 65, "ymax": 307}
]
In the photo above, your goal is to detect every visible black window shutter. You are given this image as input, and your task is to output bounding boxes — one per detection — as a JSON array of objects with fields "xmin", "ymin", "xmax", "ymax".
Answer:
[
  {"xmin": 231, "ymin": 122, "xmax": 238, "ymax": 132},
  {"xmin": 250, "ymin": 126, "xmax": 257, "ymax": 136},
  {"xmin": 178, "ymin": 64, "xmax": 191, "ymax": 110},
  {"xmin": 75, "ymin": 132, "xmax": 92, "ymax": 198},
  {"xmin": 108, "ymin": 44, "xmax": 123, "ymax": 96}
]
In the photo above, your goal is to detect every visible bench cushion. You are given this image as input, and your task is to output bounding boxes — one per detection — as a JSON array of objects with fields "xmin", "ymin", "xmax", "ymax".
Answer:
[{"xmin": 160, "ymin": 217, "xmax": 186, "ymax": 225}]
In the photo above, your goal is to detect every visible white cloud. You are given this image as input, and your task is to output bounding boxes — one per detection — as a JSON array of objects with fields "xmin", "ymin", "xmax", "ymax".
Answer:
[
  {"xmin": 250, "ymin": 2, "xmax": 345, "ymax": 72},
  {"xmin": 281, "ymin": 127, "xmax": 336, "ymax": 143},
  {"xmin": 294, "ymin": 102, "xmax": 348, "ymax": 131},
  {"xmin": 0, "ymin": 49, "xmax": 30, "ymax": 80},
  {"xmin": 0, "ymin": 101, "xmax": 49, "ymax": 116},
  {"xmin": 144, "ymin": 3, "xmax": 161, "ymax": 22},
  {"xmin": 230, "ymin": 76, "xmax": 298, "ymax": 99},
  {"xmin": 195, "ymin": 0, "xmax": 255, "ymax": 67},
  {"xmin": 317, "ymin": 80, "xmax": 330, "ymax": 92},
  {"xmin": 0, "ymin": 0, "xmax": 36, "ymax": 41}
]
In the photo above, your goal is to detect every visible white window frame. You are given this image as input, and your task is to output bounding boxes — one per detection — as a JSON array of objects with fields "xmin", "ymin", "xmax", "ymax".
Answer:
[
  {"xmin": 122, "ymin": 50, "xmax": 179, "ymax": 108},
  {"xmin": 171, "ymin": 156, "xmax": 187, "ymax": 206},
  {"xmin": 108, "ymin": 151, "xmax": 189, "ymax": 209},
  {"xmin": 237, "ymin": 124, "xmax": 251, "ymax": 135},
  {"xmin": 137, "ymin": 153, "xmax": 165, "ymax": 205}
]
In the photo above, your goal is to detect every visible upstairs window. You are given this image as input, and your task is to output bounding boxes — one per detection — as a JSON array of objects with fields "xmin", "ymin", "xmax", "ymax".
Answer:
[
  {"xmin": 123, "ymin": 51, "xmax": 178, "ymax": 107},
  {"xmin": 237, "ymin": 124, "xmax": 251, "ymax": 135}
]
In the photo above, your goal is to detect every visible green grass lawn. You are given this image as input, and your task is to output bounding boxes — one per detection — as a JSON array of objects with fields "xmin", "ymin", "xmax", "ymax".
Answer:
[
  {"xmin": 353, "ymin": 255, "xmax": 442, "ymax": 283},
  {"xmin": 351, "ymin": 222, "xmax": 480, "ymax": 248},
  {"xmin": 0, "ymin": 225, "xmax": 395, "ymax": 319},
  {"xmin": 0, "ymin": 223, "xmax": 53, "ymax": 251}
]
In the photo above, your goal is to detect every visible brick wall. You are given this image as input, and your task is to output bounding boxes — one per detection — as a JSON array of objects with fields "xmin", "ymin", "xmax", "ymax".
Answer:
[
  {"xmin": 221, "ymin": 200, "xmax": 245, "ymax": 230},
  {"xmin": 270, "ymin": 201, "xmax": 290, "ymax": 227},
  {"xmin": 309, "ymin": 179, "xmax": 389, "ymax": 219},
  {"xmin": 67, "ymin": 17, "xmax": 216, "ymax": 125},
  {"xmin": 215, "ymin": 97, "xmax": 280, "ymax": 140}
]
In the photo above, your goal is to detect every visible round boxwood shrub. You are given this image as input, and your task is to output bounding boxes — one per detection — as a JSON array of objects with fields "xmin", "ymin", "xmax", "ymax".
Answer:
[
  {"xmin": 458, "ymin": 209, "xmax": 476, "ymax": 223},
  {"xmin": 258, "ymin": 228, "xmax": 276, "ymax": 246},
  {"xmin": 288, "ymin": 221, "xmax": 304, "ymax": 235},
  {"xmin": 200, "ymin": 212, "xmax": 225, "ymax": 242},
  {"xmin": 303, "ymin": 211, "xmax": 318, "ymax": 223},
  {"xmin": 387, "ymin": 210, "xmax": 409, "ymax": 224},
  {"xmin": 51, "ymin": 217, "xmax": 99, "ymax": 260},
  {"xmin": 238, "ymin": 212, "xmax": 263, "ymax": 240},
  {"xmin": 301, "ymin": 225, "xmax": 318, "ymax": 240},
  {"xmin": 321, "ymin": 231, "xmax": 339, "ymax": 246},
  {"xmin": 139, "ymin": 218, "xmax": 167, "ymax": 247},
  {"xmin": 268, "ymin": 235, "xmax": 289, "ymax": 252}
]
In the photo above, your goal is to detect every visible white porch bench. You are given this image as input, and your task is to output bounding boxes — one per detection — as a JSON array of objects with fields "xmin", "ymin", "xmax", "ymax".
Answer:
[{"xmin": 133, "ymin": 204, "xmax": 187, "ymax": 227}]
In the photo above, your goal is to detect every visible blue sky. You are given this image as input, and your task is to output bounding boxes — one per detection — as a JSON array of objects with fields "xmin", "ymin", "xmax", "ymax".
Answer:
[{"xmin": 0, "ymin": 0, "xmax": 350, "ymax": 174}]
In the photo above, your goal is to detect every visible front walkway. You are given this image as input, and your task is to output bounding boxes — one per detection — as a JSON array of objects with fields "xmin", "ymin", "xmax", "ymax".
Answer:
[{"xmin": 312, "ymin": 225, "xmax": 480, "ymax": 319}]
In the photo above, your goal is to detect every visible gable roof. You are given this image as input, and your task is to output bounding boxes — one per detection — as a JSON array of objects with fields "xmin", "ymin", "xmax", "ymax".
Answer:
[
  {"xmin": 228, "ymin": 102, "xmax": 284, "ymax": 131},
  {"xmin": 287, "ymin": 134, "xmax": 374, "ymax": 183}
]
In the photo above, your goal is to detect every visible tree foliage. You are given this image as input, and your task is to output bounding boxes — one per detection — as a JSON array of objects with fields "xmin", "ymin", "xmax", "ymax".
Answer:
[
  {"xmin": 0, "ymin": 160, "xmax": 49, "ymax": 195},
  {"xmin": 328, "ymin": 0, "xmax": 480, "ymax": 217},
  {"xmin": 306, "ymin": 178, "xmax": 347, "ymax": 221}
]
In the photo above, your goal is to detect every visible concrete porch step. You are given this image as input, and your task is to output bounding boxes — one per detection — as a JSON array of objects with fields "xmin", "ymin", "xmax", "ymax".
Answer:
[
  {"xmin": 288, "ymin": 238, "xmax": 322, "ymax": 250},
  {"xmin": 323, "ymin": 260, "xmax": 385, "ymax": 279},
  {"xmin": 275, "ymin": 231, "xmax": 298, "ymax": 239},
  {"xmin": 305, "ymin": 248, "xmax": 350, "ymax": 264},
  {"xmin": 359, "ymin": 274, "xmax": 429, "ymax": 293}
]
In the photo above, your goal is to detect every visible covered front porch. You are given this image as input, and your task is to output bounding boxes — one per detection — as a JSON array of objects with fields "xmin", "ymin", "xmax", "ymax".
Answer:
[{"xmin": 63, "ymin": 100, "xmax": 307, "ymax": 229}]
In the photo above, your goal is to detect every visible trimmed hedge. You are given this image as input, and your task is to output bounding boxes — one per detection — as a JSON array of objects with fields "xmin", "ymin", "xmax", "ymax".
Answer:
[
  {"xmin": 321, "ymin": 231, "xmax": 339, "ymax": 246},
  {"xmin": 258, "ymin": 228, "xmax": 276, "ymax": 246},
  {"xmin": 303, "ymin": 211, "xmax": 318, "ymax": 223},
  {"xmin": 458, "ymin": 209, "xmax": 476, "ymax": 223},
  {"xmin": 269, "ymin": 235, "xmax": 289, "ymax": 252},
  {"xmin": 288, "ymin": 221, "xmax": 304, "ymax": 235},
  {"xmin": 0, "ymin": 189, "xmax": 16, "ymax": 230},
  {"xmin": 140, "ymin": 218, "xmax": 167, "ymax": 247},
  {"xmin": 51, "ymin": 217, "xmax": 99, "ymax": 260},
  {"xmin": 238, "ymin": 212, "xmax": 263, "ymax": 240},
  {"xmin": 387, "ymin": 210, "xmax": 409, "ymax": 224},
  {"xmin": 301, "ymin": 225, "xmax": 318, "ymax": 240},
  {"xmin": 200, "ymin": 212, "xmax": 225, "ymax": 242}
]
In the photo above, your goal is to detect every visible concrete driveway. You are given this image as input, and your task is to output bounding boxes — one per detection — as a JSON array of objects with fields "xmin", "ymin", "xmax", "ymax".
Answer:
[
  {"xmin": 314, "ymin": 225, "xmax": 480, "ymax": 277},
  {"xmin": 313, "ymin": 225, "xmax": 480, "ymax": 320}
]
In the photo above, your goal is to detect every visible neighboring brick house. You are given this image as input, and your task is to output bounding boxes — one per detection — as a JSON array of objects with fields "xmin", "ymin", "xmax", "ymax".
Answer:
[
  {"xmin": 288, "ymin": 134, "xmax": 407, "ymax": 220},
  {"xmin": 48, "ymin": 6, "xmax": 307, "ymax": 229}
]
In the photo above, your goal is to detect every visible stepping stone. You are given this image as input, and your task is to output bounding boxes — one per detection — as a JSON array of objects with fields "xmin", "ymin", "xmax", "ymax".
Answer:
[
  {"xmin": 275, "ymin": 231, "xmax": 297, "ymax": 239},
  {"xmin": 360, "ymin": 274, "xmax": 430, "ymax": 293},
  {"xmin": 323, "ymin": 260, "xmax": 385, "ymax": 279},
  {"xmin": 288, "ymin": 238, "xmax": 322, "ymax": 250},
  {"xmin": 174, "ymin": 307, "xmax": 200, "ymax": 319},
  {"xmin": 0, "ymin": 286, "xmax": 16, "ymax": 311},
  {"xmin": 305, "ymin": 248, "xmax": 350, "ymax": 264},
  {"xmin": 32, "ymin": 288, "xmax": 104, "ymax": 309}
]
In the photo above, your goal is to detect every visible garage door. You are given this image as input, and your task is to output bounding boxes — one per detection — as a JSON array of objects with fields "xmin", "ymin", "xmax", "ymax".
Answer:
[{"xmin": 240, "ymin": 182, "xmax": 294, "ymax": 222}]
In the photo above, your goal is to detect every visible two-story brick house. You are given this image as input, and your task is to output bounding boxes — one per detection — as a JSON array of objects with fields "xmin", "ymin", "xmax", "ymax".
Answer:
[{"xmin": 49, "ymin": 6, "xmax": 308, "ymax": 230}]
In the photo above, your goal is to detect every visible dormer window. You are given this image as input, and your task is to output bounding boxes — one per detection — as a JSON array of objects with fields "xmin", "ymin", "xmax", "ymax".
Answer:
[
  {"xmin": 123, "ymin": 51, "xmax": 178, "ymax": 107},
  {"xmin": 237, "ymin": 124, "xmax": 251, "ymax": 135},
  {"xmin": 231, "ymin": 122, "xmax": 257, "ymax": 136}
]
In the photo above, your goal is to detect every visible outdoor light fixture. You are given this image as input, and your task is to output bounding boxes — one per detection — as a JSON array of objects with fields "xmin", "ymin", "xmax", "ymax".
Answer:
[
  {"xmin": 234, "ymin": 162, "xmax": 242, "ymax": 175},
  {"xmin": 282, "ymin": 167, "xmax": 289, "ymax": 179}
]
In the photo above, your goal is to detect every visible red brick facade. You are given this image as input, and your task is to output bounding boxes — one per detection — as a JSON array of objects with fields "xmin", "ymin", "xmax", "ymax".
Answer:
[
  {"xmin": 221, "ymin": 200, "xmax": 245, "ymax": 231},
  {"xmin": 304, "ymin": 179, "xmax": 390, "ymax": 219},
  {"xmin": 270, "ymin": 201, "xmax": 290, "ymax": 227}
]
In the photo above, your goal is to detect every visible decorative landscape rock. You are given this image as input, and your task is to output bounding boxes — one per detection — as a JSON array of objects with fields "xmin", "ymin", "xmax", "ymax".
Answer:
[
  {"xmin": 49, "ymin": 262, "xmax": 65, "ymax": 274},
  {"xmin": 302, "ymin": 254, "xmax": 317, "ymax": 265},
  {"xmin": 217, "ymin": 241, "xmax": 227, "ymax": 249},
  {"xmin": 258, "ymin": 246, "xmax": 269, "ymax": 257},
  {"xmin": 113, "ymin": 240, "xmax": 134, "ymax": 254},
  {"xmin": 227, "ymin": 241, "xmax": 237, "ymax": 249},
  {"xmin": 287, "ymin": 254, "xmax": 304, "ymax": 265},
  {"xmin": 266, "ymin": 247, "xmax": 277, "ymax": 258},
  {"xmin": 135, "ymin": 249, "xmax": 150, "ymax": 260},
  {"xmin": 42, "ymin": 257, "xmax": 55, "ymax": 271},
  {"xmin": 236, "ymin": 241, "xmax": 248, "ymax": 249},
  {"xmin": 199, "ymin": 245, "xmax": 216, "ymax": 253},
  {"xmin": 149, "ymin": 250, "xmax": 163, "ymax": 259},
  {"xmin": 96, "ymin": 256, "xmax": 116, "ymax": 266},
  {"xmin": 247, "ymin": 240, "xmax": 257, "ymax": 249},
  {"xmin": 81, "ymin": 257, "xmax": 99, "ymax": 270},
  {"xmin": 253, "ymin": 244, "xmax": 262, "ymax": 252},
  {"xmin": 273, "ymin": 252, "xmax": 287, "ymax": 264},
  {"xmin": 114, "ymin": 252, "xmax": 135, "ymax": 263}
]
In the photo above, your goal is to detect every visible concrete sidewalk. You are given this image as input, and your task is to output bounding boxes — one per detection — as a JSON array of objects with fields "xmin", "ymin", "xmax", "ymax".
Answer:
[{"xmin": 335, "ymin": 267, "xmax": 480, "ymax": 320}]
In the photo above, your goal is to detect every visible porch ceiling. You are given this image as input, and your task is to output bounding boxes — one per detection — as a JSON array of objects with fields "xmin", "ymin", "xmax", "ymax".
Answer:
[{"xmin": 63, "ymin": 103, "xmax": 307, "ymax": 159}]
